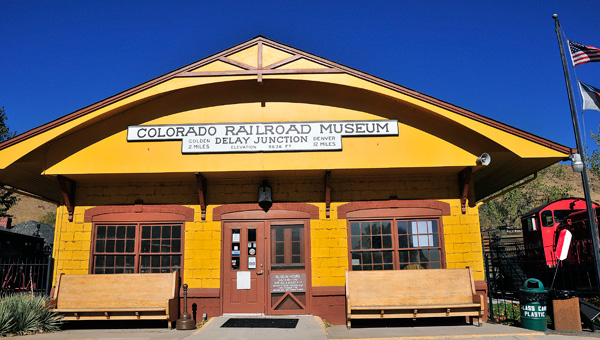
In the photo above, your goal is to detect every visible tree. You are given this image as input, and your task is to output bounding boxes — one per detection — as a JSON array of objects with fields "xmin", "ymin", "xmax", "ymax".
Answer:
[
  {"xmin": 0, "ymin": 107, "xmax": 15, "ymax": 142},
  {"xmin": 0, "ymin": 107, "xmax": 19, "ymax": 216},
  {"xmin": 478, "ymin": 164, "xmax": 573, "ymax": 231},
  {"xmin": 39, "ymin": 211, "xmax": 56, "ymax": 226},
  {"xmin": 586, "ymin": 125, "xmax": 600, "ymax": 179}
]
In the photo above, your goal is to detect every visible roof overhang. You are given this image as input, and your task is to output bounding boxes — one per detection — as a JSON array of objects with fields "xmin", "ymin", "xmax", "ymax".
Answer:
[{"xmin": 0, "ymin": 36, "xmax": 571, "ymax": 205}]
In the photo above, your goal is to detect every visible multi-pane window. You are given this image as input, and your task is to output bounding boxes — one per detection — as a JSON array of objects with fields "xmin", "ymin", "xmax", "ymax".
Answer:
[
  {"xmin": 94, "ymin": 225, "xmax": 136, "ymax": 273},
  {"xmin": 93, "ymin": 223, "xmax": 182, "ymax": 274},
  {"xmin": 350, "ymin": 221, "xmax": 394, "ymax": 270},
  {"xmin": 350, "ymin": 219, "xmax": 442, "ymax": 271},
  {"xmin": 397, "ymin": 220, "xmax": 441, "ymax": 269},
  {"xmin": 271, "ymin": 225, "xmax": 304, "ymax": 270}
]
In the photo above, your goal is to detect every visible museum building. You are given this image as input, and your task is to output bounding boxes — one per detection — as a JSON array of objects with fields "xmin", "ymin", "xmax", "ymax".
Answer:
[{"xmin": 0, "ymin": 37, "xmax": 571, "ymax": 324}]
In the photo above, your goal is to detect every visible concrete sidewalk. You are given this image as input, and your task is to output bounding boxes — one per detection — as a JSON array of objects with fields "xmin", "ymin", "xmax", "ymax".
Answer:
[
  {"xmin": 328, "ymin": 322, "xmax": 545, "ymax": 340},
  {"xmin": 187, "ymin": 315, "xmax": 327, "ymax": 340},
  {"xmin": 14, "ymin": 316, "xmax": 600, "ymax": 340}
]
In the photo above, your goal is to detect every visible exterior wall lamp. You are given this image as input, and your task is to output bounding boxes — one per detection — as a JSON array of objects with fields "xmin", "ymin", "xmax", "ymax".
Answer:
[
  {"xmin": 258, "ymin": 180, "xmax": 272, "ymax": 211},
  {"xmin": 571, "ymin": 153, "xmax": 584, "ymax": 173}
]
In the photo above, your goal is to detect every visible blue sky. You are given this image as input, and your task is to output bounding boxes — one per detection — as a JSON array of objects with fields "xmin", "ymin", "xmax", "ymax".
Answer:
[{"xmin": 2, "ymin": 1, "xmax": 600, "ymax": 151}]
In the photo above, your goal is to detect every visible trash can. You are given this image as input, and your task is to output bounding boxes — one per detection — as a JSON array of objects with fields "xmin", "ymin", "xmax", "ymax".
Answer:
[
  {"xmin": 549, "ymin": 290, "xmax": 581, "ymax": 332},
  {"xmin": 520, "ymin": 278, "xmax": 548, "ymax": 331}
]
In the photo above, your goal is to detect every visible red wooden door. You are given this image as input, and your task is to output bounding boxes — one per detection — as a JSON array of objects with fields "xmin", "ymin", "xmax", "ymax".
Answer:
[{"xmin": 222, "ymin": 222, "xmax": 265, "ymax": 314}]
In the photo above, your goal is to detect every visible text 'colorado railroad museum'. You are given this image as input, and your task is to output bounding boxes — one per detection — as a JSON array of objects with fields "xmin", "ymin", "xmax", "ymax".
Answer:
[{"xmin": 0, "ymin": 37, "xmax": 571, "ymax": 324}]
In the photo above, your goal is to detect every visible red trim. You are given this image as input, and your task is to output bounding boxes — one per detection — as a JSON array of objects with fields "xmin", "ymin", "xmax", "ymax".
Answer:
[
  {"xmin": 311, "ymin": 286, "xmax": 345, "ymax": 296},
  {"xmin": 195, "ymin": 173, "xmax": 207, "ymax": 221},
  {"xmin": 337, "ymin": 200, "xmax": 451, "ymax": 219},
  {"xmin": 57, "ymin": 176, "xmax": 76, "ymax": 222},
  {"xmin": 213, "ymin": 203, "xmax": 319, "ymax": 221},
  {"xmin": 340, "ymin": 200, "xmax": 449, "ymax": 271},
  {"xmin": 84, "ymin": 204, "xmax": 194, "ymax": 223},
  {"xmin": 88, "ymin": 222, "xmax": 186, "ymax": 278},
  {"xmin": 474, "ymin": 280, "xmax": 489, "ymax": 321},
  {"xmin": 325, "ymin": 170, "xmax": 331, "ymax": 218},
  {"xmin": 184, "ymin": 288, "xmax": 220, "ymax": 298},
  {"xmin": 458, "ymin": 167, "xmax": 472, "ymax": 214}
]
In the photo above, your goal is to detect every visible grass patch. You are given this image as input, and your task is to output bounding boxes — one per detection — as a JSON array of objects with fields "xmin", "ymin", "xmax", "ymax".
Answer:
[
  {"xmin": 322, "ymin": 320, "xmax": 334, "ymax": 328},
  {"xmin": 196, "ymin": 318, "xmax": 208, "ymax": 329}
]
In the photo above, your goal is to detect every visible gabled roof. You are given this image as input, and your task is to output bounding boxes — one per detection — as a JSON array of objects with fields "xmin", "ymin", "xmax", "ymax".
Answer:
[
  {"xmin": 0, "ymin": 36, "xmax": 570, "ymax": 155},
  {"xmin": 0, "ymin": 36, "xmax": 572, "ymax": 203}
]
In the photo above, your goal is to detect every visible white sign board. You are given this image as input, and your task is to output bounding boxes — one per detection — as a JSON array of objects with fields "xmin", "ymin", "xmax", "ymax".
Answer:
[
  {"xmin": 555, "ymin": 229, "xmax": 572, "ymax": 261},
  {"xmin": 127, "ymin": 120, "xmax": 398, "ymax": 154},
  {"xmin": 270, "ymin": 273, "xmax": 306, "ymax": 293},
  {"xmin": 237, "ymin": 271, "xmax": 251, "ymax": 290}
]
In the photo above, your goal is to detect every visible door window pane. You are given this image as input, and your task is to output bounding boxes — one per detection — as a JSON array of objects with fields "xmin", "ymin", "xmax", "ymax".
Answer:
[{"xmin": 271, "ymin": 225, "xmax": 304, "ymax": 270}]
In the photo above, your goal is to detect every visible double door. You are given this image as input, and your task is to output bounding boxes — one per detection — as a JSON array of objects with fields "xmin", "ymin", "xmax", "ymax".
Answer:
[{"xmin": 222, "ymin": 221, "xmax": 309, "ymax": 314}]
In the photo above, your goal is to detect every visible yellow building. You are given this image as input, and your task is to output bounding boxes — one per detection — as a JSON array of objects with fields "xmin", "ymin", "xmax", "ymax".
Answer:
[{"xmin": 0, "ymin": 37, "xmax": 570, "ymax": 323}]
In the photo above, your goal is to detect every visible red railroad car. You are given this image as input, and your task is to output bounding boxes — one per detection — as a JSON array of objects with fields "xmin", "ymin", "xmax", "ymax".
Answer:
[{"xmin": 521, "ymin": 198, "xmax": 598, "ymax": 267}]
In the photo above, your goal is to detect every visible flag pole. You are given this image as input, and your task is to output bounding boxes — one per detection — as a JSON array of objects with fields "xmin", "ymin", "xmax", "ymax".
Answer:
[{"xmin": 554, "ymin": 14, "xmax": 600, "ymax": 295}]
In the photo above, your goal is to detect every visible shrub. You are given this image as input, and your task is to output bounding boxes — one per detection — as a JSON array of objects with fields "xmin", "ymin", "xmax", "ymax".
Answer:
[{"xmin": 0, "ymin": 294, "xmax": 62, "ymax": 336}]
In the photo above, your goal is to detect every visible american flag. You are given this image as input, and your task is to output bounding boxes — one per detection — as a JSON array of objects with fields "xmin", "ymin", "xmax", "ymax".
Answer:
[{"xmin": 569, "ymin": 40, "xmax": 600, "ymax": 66}]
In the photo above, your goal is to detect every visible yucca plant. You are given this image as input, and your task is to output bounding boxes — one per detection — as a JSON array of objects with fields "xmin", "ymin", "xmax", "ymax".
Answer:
[
  {"xmin": 0, "ymin": 293, "xmax": 62, "ymax": 336},
  {"xmin": 0, "ymin": 300, "xmax": 15, "ymax": 336}
]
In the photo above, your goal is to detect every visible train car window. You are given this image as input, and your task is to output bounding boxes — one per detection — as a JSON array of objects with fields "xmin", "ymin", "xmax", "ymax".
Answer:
[
  {"xmin": 554, "ymin": 209, "xmax": 581, "ymax": 224},
  {"xmin": 541, "ymin": 210, "xmax": 554, "ymax": 227},
  {"xmin": 523, "ymin": 217, "xmax": 536, "ymax": 231}
]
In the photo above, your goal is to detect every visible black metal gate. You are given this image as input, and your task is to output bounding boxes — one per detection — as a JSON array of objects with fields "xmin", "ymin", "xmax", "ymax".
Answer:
[
  {"xmin": 483, "ymin": 231, "xmax": 598, "ymax": 324},
  {"xmin": 0, "ymin": 256, "xmax": 53, "ymax": 296}
]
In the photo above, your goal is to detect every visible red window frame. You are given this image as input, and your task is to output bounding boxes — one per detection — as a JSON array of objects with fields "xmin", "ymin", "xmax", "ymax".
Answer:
[
  {"xmin": 338, "ymin": 200, "xmax": 450, "ymax": 271},
  {"xmin": 349, "ymin": 217, "xmax": 444, "ymax": 271},
  {"xmin": 85, "ymin": 204, "xmax": 193, "ymax": 276},
  {"xmin": 92, "ymin": 222, "xmax": 183, "ymax": 274}
]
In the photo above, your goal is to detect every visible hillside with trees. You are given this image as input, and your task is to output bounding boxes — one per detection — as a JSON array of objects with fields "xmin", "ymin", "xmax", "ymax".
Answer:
[{"xmin": 479, "ymin": 125, "xmax": 600, "ymax": 231}]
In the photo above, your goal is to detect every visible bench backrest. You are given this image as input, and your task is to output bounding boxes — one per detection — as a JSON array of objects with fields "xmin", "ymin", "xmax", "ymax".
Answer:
[
  {"xmin": 54, "ymin": 272, "xmax": 178, "ymax": 309},
  {"xmin": 346, "ymin": 268, "xmax": 476, "ymax": 307}
]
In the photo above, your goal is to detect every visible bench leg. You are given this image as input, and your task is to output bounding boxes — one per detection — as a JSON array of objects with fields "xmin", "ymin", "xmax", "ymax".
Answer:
[{"xmin": 347, "ymin": 319, "xmax": 351, "ymax": 330}]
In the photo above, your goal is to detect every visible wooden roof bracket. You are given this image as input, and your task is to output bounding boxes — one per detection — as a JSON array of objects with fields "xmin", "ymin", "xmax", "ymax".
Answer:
[
  {"xmin": 195, "ymin": 173, "xmax": 207, "ymax": 221},
  {"xmin": 325, "ymin": 170, "xmax": 332, "ymax": 218},
  {"xmin": 57, "ymin": 175, "xmax": 76, "ymax": 222},
  {"xmin": 458, "ymin": 167, "xmax": 472, "ymax": 215}
]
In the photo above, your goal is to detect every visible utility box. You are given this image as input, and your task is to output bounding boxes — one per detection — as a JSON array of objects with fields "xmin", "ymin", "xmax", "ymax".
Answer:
[{"xmin": 550, "ymin": 290, "xmax": 581, "ymax": 332}]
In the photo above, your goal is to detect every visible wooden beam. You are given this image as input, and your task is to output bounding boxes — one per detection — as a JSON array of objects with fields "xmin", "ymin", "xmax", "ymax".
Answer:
[
  {"xmin": 195, "ymin": 173, "xmax": 207, "ymax": 221},
  {"xmin": 257, "ymin": 41, "xmax": 263, "ymax": 83},
  {"xmin": 177, "ymin": 68, "xmax": 344, "ymax": 78},
  {"xmin": 57, "ymin": 175, "xmax": 76, "ymax": 222},
  {"xmin": 217, "ymin": 57, "xmax": 256, "ymax": 70},
  {"xmin": 458, "ymin": 167, "xmax": 472, "ymax": 215},
  {"xmin": 263, "ymin": 55, "xmax": 301, "ymax": 70},
  {"xmin": 325, "ymin": 170, "xmax": 331, "ymax": 218}
]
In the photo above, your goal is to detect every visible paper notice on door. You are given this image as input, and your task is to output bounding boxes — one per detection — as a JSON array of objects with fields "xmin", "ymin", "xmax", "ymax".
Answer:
[
  {"xmin": 248, "ymin": 256, "xmax": 256, "ymax": 269},
  {"xmin": 237, "ymin": 271, "xmax": 251, "ymax": 290}
]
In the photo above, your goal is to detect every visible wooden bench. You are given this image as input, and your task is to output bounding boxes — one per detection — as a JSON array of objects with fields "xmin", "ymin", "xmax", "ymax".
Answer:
[
  {"xmin": 48, "ymin": 272, "xmax": 179, "ymax": 327},
  {"xmin": 346, "ymin": 267, "xmax": 484, "ymax": 328}
]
